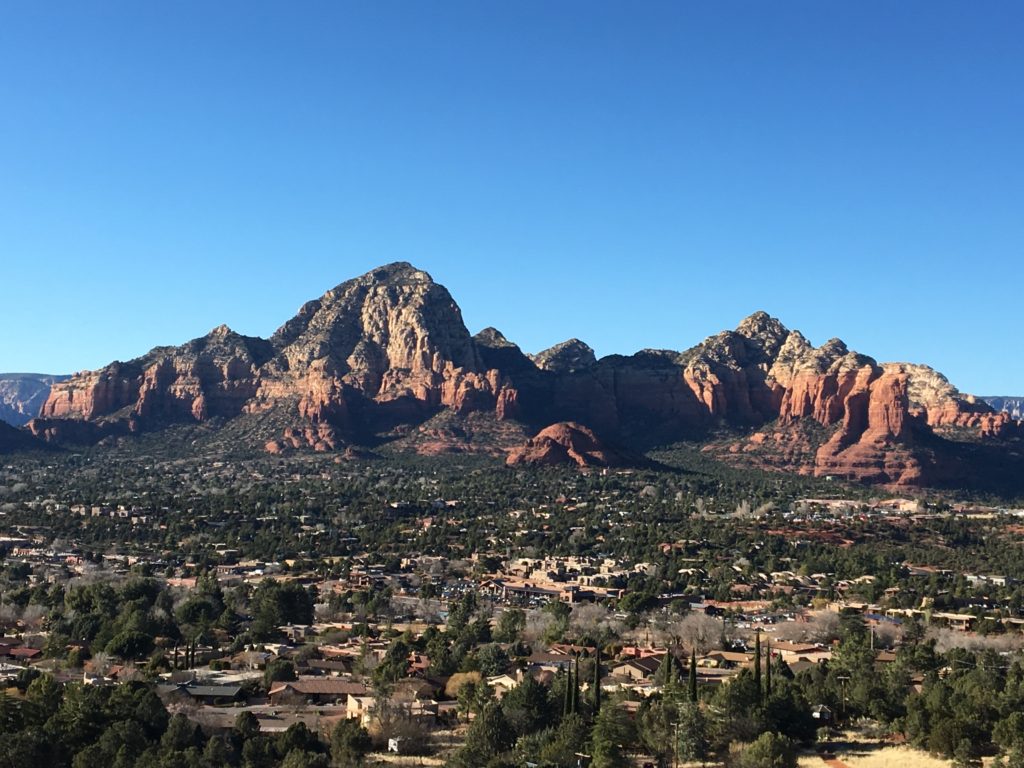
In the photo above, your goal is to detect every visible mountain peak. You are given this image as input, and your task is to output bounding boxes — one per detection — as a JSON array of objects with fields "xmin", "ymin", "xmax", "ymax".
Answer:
[
  {"xmin": 532, "ymin": 339, "xmax": 597, "ymax": 373},
  {"xmin": 362, "ymin": 262, "xmax": 433, "ymax": 286},
  {"xmin": 474, "ymin": 327, "xmax": 518, "ymax": 349},
  {"xmin": 736, "ymin": 311, "xmax": 789, "ymax": 341}
]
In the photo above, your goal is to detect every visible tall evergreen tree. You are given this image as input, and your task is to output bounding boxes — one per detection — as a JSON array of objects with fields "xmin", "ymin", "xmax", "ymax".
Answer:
[
  {"xmin": 765, "ymin": 640, "xmax": 773, "ymax": 699},
  {"xmin": 689, "ymin": 648, "xmax": 698, "ymax": 704},
  {"xmin": 754, "ymin": 632, "xmax": 762, "ymax": 694},
  {"xmin": 593, "ymin": 648, "xmax": 602, "ymax": 714},
  {"xmin": 563, "ymin": 666, "xmax": 573, "ymax": 718},
  {"xmin": 572, "ymin": 654, "xmax": 580, "ymax": 715}
]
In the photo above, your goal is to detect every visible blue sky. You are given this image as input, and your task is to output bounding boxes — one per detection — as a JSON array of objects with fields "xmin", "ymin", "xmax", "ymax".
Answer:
[{"xmin": 1, "ymin": 2, "xmax": 1021, "ymax": 394}]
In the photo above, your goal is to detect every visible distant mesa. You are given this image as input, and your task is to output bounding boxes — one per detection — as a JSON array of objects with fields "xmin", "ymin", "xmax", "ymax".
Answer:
[
  {"xmin": 21, "ymin": 262, "xmax": 1024, "ymax": 491},
  {"xmin": 0, "ymin": 373, "xmax": 70, "ymax": 426},
  {"xmin": 982, "ymin": 396, "xmax": 1024, "ymax": 421}
]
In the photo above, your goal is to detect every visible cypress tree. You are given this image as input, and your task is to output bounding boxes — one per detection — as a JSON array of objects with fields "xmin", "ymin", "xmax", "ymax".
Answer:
[
  {"xmin": 765, "ymin": 640, "xmax": 772, "ymax": 699},
  {"xmin": 593, "ymin": 648, "xmax": 602, "ymax": 713},
  {"xmin": 689, "ymin": 648, "xmax": 698, "ymax": 703},
  {"xmin": 572, "ymin": 654, "xmax": 580, "ymax": 714},
  {"xmin": 753, "ymin": 632, "xmax": 762, "ymax": 693},
  {"xmin": 563, "ymin": 666, "xmax": 572, "ymax": 717}
]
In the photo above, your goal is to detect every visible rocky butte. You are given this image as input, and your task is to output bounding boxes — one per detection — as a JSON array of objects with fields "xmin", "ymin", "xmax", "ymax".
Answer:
[{"xmin": 23, "ymin": 262, "xmax": 1024, "ymax": 490}]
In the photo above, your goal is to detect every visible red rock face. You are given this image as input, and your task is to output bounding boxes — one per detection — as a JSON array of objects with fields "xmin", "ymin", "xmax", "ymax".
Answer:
[
  {"xmin": 506, "ymin": 422, "xmax": 631, "ymax": 468},
  {"xmin": 40, "ymin": 365, "xmax": 141, "ymax": 421},
  {"xmin": 812, "ymin": 371, "xmax": 922, "ymax": 485}
]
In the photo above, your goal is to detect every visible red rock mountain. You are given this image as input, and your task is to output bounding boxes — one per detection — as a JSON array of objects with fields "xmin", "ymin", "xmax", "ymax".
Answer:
[{"xmin": 27, "ymin": 263, "xmax": 1022, "ymax": 488}]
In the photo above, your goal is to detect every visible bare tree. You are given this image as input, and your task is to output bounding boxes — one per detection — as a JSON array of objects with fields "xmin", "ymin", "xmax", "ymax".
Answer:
[{"xmin": 673, "ymin": 613, "xmax": 724, "ymax": 654}]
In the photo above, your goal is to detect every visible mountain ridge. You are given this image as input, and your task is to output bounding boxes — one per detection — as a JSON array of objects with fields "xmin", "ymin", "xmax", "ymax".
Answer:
[{"xmin": 23, "ymin": 262, "xmax": 1022, "ymax": 489}]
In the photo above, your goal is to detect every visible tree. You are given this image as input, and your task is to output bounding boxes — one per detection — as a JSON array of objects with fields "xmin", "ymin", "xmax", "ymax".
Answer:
[
  {"xmin": 754, "ymin": 632, "xmax": 762, "ymax": 694},
  {"xmin": 493, "ymin": 609, "xmax": 525, "ymax": 643},
  {"xmin": 676, "ymin": 702, "xmax": 709, "ymax": 763},
  {"xmin": 538, "ymin": 713, "xmax": 589, "ymax": 766},
  {"xmin": 161, "ymin": 713, "xmax": 203, "ymax": 752},
  {"xmin": 280, "ymin": 749, "xmax": 329, "ymax": 768},
  {"xmin": 689, "ymin": 648, "xmax": 698, "ymax": 703},
  {"xmin": 456, "ymin": 701, "xmax": 515, "ymax": 767},
  {"xmin": 729, "ymin": 732, "xmax": 797, "ymax": 768},
  {"xmin": 657, "ymin": 652, "xmax": 678, "ymax": 689},
  {"xmin": 25, "ymin": 673, "xmax": 62, "ymax": 722},
  {"xmin": 263, "ymin": 658, "xmax": 297, "ymax": 688},
  {"xmin": 591, "ymin": 703, "xmax": 634, "ymax": 768},
  {"xmin": 476, "ymin": 644, "xmax": 510, "ymax": 677},
  {"xmin": 106, "ymin": 630, "xmax": 154, "ymax": 660},
  {"xmin": 637, "ymin": 698, "xmax": 675, "ymax": 768},
  {"xmin": 330, "ymin": 719, "xmax": 371, "ymax": 767},
  {"xmin": 234, "ymin": 711, "xmax": 261, "ymax": 741},
  {"xmin": 501, "ymin": 675, "xmax": 551, "ymax": 737}
]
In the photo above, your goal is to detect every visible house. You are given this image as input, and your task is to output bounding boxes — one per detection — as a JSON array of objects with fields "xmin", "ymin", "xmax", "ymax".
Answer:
[
  {"xmin": 156, "ymin": 682, "xmax": 245, "ymax": 705},
  {"xmin": 268, "ymin": 678, "xmax": 367, "ymax": 705},
  {"xmin": 525, "ymin": 651, "xmax": 574, "ymax": 673},
  {"xmin": 7, "ymin": 647, "xmax": 41, "ymax": 662},
  {"xmin": 487, "ymin": 673, "xmax": 520, "ymax": 698},
  {"xmin": 769, "ymin": 641, "xmax": 822, "ymax": 660},
  {"xmin": 699, "ymin": 651, "xmax": 752, "ymax": 669},
  {"xmin": 305, "ymin": 658, "xmax": 352, "ymax": 676},
  {"xmin": 611, "ymin": 656, "xmax": 663, "ymax": 681},
  {"xmin": 346, "ymin": 693, "xmax": 376, "ymax": 723}
]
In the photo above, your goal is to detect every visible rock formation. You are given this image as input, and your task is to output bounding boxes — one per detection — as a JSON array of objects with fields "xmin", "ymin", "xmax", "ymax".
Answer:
[
  {"xmin": 28, "ymin": 262, "xmax": 1022, "ymax": 489},
  {"xmin": 507, "ymin": 422, "xmax": 630, "ymax": 468},
  {"xmin": 532, "ymin": 339, "xmax": 597, "ymax": 373}
]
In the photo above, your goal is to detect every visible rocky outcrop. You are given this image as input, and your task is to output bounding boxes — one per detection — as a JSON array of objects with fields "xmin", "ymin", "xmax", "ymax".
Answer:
[
  {"xmin": 506, "ymin": 422, "xmax": 631, "ymax": 468},
  {"xmin": 532, "ymin": 339, "xmax": 597, "ymax": 373},
  {"xmin": 0, "ymin": 374, "xmax": 69, "ymax": 426},
  {"xmin": 28, "ymin": 262, "xmax": 1021, "ymax": 489},
  {"xmin": 37, "ymin": 326, "xmax": 272, "ymax": 428}
]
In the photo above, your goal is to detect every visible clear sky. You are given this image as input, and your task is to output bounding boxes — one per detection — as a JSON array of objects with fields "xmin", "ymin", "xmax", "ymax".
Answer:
[{"xmin": 1, "ymin": 2, "xmax": 1021, "ymax": 395}]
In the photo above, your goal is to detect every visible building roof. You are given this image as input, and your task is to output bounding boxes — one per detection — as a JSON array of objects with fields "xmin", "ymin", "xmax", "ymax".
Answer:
[{"xmin": 269, "ymin": 680, "xmax": 367, "ymax": 697}]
